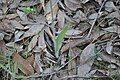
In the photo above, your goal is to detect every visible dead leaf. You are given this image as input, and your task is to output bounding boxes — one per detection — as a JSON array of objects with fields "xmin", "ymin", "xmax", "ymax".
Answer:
[
  {"xmin": 12, "ymin": 52, "xmax": 34, "ymax": 75},
  {"xmin": 38, "ymin": 31, "xmax": 46, "ymax": 49},
  {"xmin": 73, "ymin": 10, "xmax": 87, "ymax": 22},
  {"xmin": 27, "ymin": 35, "xmax": 38, "ymax": 52},
  {"xmin": 106, "ymin": 11, "xmax": 120, "ymax": 20},
  {"xmin": 64, "ymin": 0, "xmax": 82, "ymax": 11},
  {"xmin": 14, "ymin": 30, "xmax": 24, "ymax": 42},
  {"xmin": 45, "ymin": 4, "xmax": 59, "ymax": 24},
  {"xmin": 18, "ymin": 24, "xmax": 44, "ymax": 41},
  {"xmin": 106, "ymin": 42, "xmax": 113, "ymax": 54},
  {"xmin": 102, "ymin": 25, "xmax": 120, "ymax": 33},
  {"xmin": 20, "ymin": 0, "xmax": 40, "ymax": 6},
  {"xmin": 100, "ymin": 52, "xmax": 120, "ymax": 66},
  {"xmin": 17, "ymin": 10, "xmax": 28, "ymax": 21},
  {"xmin": 10, "ymin": 20, "xmax": 24, "ymax": 30},
  {"xmin": 78, "ymin": 43, "xmax": 96, "ymax": 79},
  {"xmin": 2, "ymin": 4, "xmax": 8, "ymax": 14},
  {"xmin": 61, "ymin": 38, "xmax": 93, "ymax": 53},
  {"xmin": 6, "ymin": 14, "xmax": 18, "ymax": 19},
  {"xmin": 44, "ymin": 0, "xmax": 59, "ymax": 16},
  {"xmin": 105, "ymin": 1, "xmax": 117, "ymax": 12},
  {"xmin": 6, "ymin": 42, "xmax": 23, "ymax": 52},
  {"xmin": 0, "ymin": 33, "xmax": 4, "ymax": 41},
  {"xmin": 34, "ymin": 53, "xmax": 43, "ymax": 73},
  {"xmin": 26, "ymin": 54, "xmax": 34, "ymax": 66},
  {"xmin": 9, "ymin": 0, "xmax": 22, "ymax": 9},
  {"xmin": 68, "ymin": 48, "xmax": 80, "ymax": 75},
  {"xmin": 57, "ymin": 10, "xmax": 65, "ymax": 29},
  {"xmin": 66, "ymin": 29, "xmax": 82, "ymax": 36}
]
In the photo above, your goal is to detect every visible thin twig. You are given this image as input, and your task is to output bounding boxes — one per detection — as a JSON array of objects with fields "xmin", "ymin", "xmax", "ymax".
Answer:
[
  {"xmin": 87, "ymin": 0, "xmax": 107, "ymax": 38},
  {"xmin": 59, "ymin": 75, "xmax": 113, "ymax": 80}
]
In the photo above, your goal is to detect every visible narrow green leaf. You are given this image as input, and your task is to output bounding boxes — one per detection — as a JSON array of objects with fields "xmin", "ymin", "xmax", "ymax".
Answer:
[{"xmin": 55, "ymin": 24, "xmax": 69, "ymax": 57}]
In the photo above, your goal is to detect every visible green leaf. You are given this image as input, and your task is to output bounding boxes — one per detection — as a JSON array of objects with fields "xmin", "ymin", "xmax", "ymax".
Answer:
[{"xmin": 55, "ymin": 24, "xmax": 69, "ymax": 58}]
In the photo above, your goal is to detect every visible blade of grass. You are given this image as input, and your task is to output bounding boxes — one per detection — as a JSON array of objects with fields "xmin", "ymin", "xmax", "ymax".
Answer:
[
  {"xmin": 55, "ymin": 24, "xmax": 69, "ymax": 58},
  {"xmin": 0, "ymin": 63, "xmax": 15, "ymax": 77}
]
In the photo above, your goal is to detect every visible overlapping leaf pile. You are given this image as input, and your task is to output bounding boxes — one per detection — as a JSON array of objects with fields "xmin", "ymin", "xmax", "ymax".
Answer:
[{"xmin": 0, "ymin": 0, "xmax": 120, "ymax": 80}]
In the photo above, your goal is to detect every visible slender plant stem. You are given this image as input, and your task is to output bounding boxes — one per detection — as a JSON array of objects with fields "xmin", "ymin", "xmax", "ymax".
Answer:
[{"xmin": 87, "ymin": 0, "xmax": 108, "ymax": 38}]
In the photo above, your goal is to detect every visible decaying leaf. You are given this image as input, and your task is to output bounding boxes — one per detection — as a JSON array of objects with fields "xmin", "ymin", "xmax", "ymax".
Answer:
[
  {"xmin": 18, "ymin": 24, "xmax": 44, "ymax": 41},
  {"xmin": 27, "ymin": 35, "xmax": 39, "ymax": 52},
  {"xmin": 105, "ymin": 1, "xmax": 117, "ymax": 12},
  {"xmin": 0, "ymin": 0, "xmax": 120, "ymax": 79},
  {"xmin": 34, "ymin": 53, "xmax": 43, "ymax": 73},
  {"xmin": 12, "ymin": 53, "xmax": 34, "ymax": 75},
  {"xmin": 57, "ymin": 10, "xmax": 65, "ymax": 29},
  {"xmin": 106, "ymin": 41, "xmax": 113, "ymax": 54},
  {"xmin": 17, "ymin": 10, "xmax": 28, "ymax": 21},
  {"xmin": 64, "ymin": 0, "xmax": 82, "ymax": 11},
  {"xmin": 78, "ymin": 43, "xmax": 96, "ymax": 79},
  {"xmin": 10, "ymin": 20, "xmax": 24, "ymax": 30}
]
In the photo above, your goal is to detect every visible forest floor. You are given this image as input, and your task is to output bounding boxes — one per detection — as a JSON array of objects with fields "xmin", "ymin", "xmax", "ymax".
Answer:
[{"xmin": 0, "ymin": 0, "xmax": 120, "ymax": 80}]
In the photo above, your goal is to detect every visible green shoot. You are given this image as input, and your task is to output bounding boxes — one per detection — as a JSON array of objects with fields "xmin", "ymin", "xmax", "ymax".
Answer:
[
  {"xmin": 55, "ymin": 24, "xmax": 69, "ymax": 58},
  {"xmin": 23, "ymin": 7, "xmax": 36, "ymax": 14}
]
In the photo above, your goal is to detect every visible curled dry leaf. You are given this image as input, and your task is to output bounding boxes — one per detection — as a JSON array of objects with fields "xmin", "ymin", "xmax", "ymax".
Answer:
[{"xmin": 12, "ymin": 53, "xmax": 34, "ymax": 75}]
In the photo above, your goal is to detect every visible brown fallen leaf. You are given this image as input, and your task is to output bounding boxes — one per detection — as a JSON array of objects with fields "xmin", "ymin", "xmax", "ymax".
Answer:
[
  {"xmin": 64, "ymin": 0, "xmax": 82, "ymax": 11},
  {"xmin": 10, "ymin": 20, "xmax": 24, "ymax": 30},
  {"xmin": 78, "ymin": 43, "xmax": 96, "ymax": 80},
  {"xmin": 12, "ymin": 52, "xmax": 34, "ymax": 75},
  {"xmin": 17, "ymin": 24, "xmax": 44, "ymax": 41},
  {"xmin": 20, "ymin": 0, "xmax": 40, "ymax": 6},
  {"xmin": 27, "ymin": 35, "xmax": 39, "ymax": 52},
  {"xmin": 57, "ymin": 10, "xmax": 65, "ymax": 29},
  {"xmin": 26, "ymin": 54, "xmax": 35, "ymax": 66},
  {"xmin": 61, "ymin": 38, "xmax": 93, "ymax": 53}
]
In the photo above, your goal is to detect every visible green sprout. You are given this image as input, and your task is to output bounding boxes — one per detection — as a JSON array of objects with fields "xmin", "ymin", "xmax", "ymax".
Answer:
[{"xmin": 23, "ymin": 7, "xmax": 36, "ymax": 14}]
